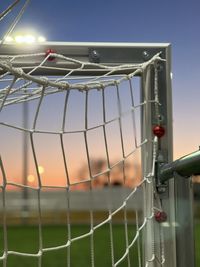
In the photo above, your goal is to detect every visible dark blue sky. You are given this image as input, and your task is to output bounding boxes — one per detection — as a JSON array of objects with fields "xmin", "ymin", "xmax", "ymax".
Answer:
[{"xmin": 1, "ymin": 0, "xmax": 200, "ymax": 157}]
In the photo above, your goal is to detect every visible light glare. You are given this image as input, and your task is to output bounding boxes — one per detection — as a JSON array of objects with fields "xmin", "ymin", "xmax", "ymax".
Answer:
[
  {"xmin": 38, "ymin": 36, "xmax": 46, "ymax": 42},
  {"xmin": 24, "ymin": 35, "xmax": 36, "ymax": 43},
  {"xmin": 27, "ymin": 175, "xmax": 35, "ymax": 183},
  {"xmin": 38, "ymin": 166, "xmax": 44, "ymax": 174},
  {"xmin": 12, "ymin": 33, "xmax": 46, "ymax": 44},
  {"xmin": 5, "ymin": 36, "xmax": 13, "ymax": 43},
  {"xmin": 15, "ymin": 35, "xmax": 24, "ymax": 43}
]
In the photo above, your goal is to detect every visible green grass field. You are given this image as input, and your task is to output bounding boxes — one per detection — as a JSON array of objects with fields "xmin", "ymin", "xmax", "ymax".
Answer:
[
  {"xmin": 0, "ymin": 223, "xmax": 199, "ymax": 267},
  {"xmin": 0, "ymin": 224, "xmax": 139, "ymax": 267}
]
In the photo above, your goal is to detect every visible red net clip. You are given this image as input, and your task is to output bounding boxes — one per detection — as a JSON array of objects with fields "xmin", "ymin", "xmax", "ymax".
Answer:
[
  {"xmin": 154, "ymin": 211, "xmax": 167, "ymax": 223},
  {"xmin": 45, "ymin": 49, "xmax": 56, "ymax": 61},
  {"xmin": 153, "ymin": 125, "xmax": 165, "ymax": 138}
]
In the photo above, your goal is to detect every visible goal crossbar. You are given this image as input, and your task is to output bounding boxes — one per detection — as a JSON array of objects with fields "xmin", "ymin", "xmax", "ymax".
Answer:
[{"xmin": 0, "ymin": 42, "xmax": 170, "ymax": 75}]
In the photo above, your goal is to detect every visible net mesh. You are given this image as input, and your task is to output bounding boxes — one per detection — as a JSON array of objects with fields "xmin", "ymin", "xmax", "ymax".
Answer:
[{"xmin": 0, "ymin": 51, "xmax": 165, "ymax": 266}]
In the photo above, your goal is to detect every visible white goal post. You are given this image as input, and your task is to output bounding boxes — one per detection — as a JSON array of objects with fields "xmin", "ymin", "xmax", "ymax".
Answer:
[{"xmin": 0, "ymin": 42, "xmax": 180, "ymax": 267}]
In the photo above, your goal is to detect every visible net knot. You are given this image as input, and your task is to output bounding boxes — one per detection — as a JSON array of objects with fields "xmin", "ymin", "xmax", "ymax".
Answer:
[
  {"xmin": 83, "ymin": 84, "xmax": 88, "ymax": 91},
  {"xmin": 99, "ymin": 83, "xmax": 105, "ymax": 90},
  {"xmin": 114, "ymin": 80, "xmax": 120, "ymax": 86},
  {"xmin": 15, "ymin": 67, "xmax": 24, "ymax": 78},
  {"xmin": 40, "ymin": 77, "xmax": 49, "ymax": 87},
  {"xmin": 60, "ymin": 81, "xmax": 70, "ymax": 90}
]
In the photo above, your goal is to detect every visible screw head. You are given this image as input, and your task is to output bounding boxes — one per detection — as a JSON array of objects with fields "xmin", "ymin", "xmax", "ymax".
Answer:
[
  {"xmin": 153, "ymin": 125, "xmax": 165, "ymax": 138},
  {"xmin": 142, "ymin": 51, "xmax": 150, "ymax": 60},
  {"xmin": 89, "ymin": 50, "xmax": 100, "ymax": 63},
  {"xmin": 157, "ymin": 186, "xmax": 166, "ymax": 194},
  {"xmin": 158, "ymin": 114, "xmax": 164, "ymax": 123},
  {"xmin": 154, "ymin": 211, "xmax": 167, "ymax": 223}
]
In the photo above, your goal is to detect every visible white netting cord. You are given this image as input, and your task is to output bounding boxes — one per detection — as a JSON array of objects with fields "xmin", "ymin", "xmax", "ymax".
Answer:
[
  {"xmin": 0, "ymin": 52, "xmax": 163, "ymax": 107},
  {"xmin": 115, "ymin": 136, "xmax": 158, "ymax": 267},
  {"xmin": 0, "ymin": 1, "xmax": 20, "ymax": 23},
  {"xmin": 0, "ymin": 52, "xmax": 165, "ymax": 266},
  {"xmin": 144, "ymin": 62, "xmax": 167, "ymax": 267}
]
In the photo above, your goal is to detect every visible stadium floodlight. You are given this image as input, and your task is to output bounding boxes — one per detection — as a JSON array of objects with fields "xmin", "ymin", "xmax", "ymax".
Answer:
[
  {"xmin": 15, "ymin": 35, "xmax": 25, "ymax": 43},
  {"xmin": 24, "ymin": 34, "xmax": 36, "ymax": 43},
  {"xmin": 4, "ymin": 33, "xmax": 46, "ymax": 44}
]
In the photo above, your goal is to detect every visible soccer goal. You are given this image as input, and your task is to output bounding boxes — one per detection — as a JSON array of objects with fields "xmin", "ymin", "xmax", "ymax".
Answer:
[{"xmin": 0, "ymin": 42, "xmax": 186, "ymax": 267}]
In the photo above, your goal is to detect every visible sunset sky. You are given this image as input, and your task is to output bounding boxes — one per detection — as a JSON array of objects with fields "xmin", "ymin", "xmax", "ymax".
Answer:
[{"xmin": 0, "ymin": 0, "xmax": 200, "ymax": 188}]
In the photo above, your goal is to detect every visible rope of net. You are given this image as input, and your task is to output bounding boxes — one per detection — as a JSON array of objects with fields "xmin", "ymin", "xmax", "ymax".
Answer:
[{"xmin": 0, "ymin": 52, "xmax": 164, "ymax": 107}]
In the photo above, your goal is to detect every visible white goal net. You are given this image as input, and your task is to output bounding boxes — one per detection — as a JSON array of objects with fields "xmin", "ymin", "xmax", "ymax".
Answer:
[{"xmin": 0, "ymin": 43, "xmax": 175, "ymax": 267}]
